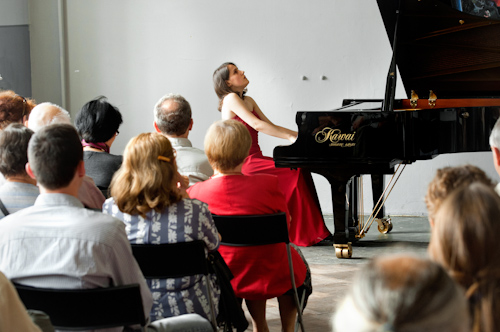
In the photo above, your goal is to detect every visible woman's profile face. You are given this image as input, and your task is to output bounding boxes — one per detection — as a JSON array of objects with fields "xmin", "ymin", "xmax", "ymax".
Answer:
[{"xmin": 226, "ymin": 64, "xmax": 249, "ymax": 91}]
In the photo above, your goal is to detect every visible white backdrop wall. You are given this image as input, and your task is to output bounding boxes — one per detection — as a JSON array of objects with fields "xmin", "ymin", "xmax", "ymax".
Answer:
[{"xmin": 28, "ymin": 0, "xmax": 499, "ymax": 216}]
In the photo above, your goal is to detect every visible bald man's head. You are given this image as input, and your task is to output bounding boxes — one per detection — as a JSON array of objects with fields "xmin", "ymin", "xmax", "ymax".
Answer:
[{"xmin": 28, "ymin": 102, "xmax": 71, "ymax": 132}]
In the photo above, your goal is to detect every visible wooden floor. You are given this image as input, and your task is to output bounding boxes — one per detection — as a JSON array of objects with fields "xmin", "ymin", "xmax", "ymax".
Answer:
[{"xmin": 240, "ymin": 215, "xmax": 431, "ymax": 332}]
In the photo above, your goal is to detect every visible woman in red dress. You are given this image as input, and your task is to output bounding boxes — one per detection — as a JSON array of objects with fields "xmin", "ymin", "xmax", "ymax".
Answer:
[
  {"xmin": 188, "ymin": 119, "xmax": 309, "ymax": 332},
  {"xmin": 212, "ymin": 62, "xmax": 331, "ymax": 246}
]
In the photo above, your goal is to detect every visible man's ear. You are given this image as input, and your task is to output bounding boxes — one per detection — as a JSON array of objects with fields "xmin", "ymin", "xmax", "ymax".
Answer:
[
  {"xmin": 26, "ymin": 163, "xmax": 36, "ymax": 180},
  {"xmin": 492, "ymin": 146, "xmax": 500, "ymax": 167},
  {"xmin": 153, "ymin": 121, "xmax": 162, "ymax": 133},
  {"xmin": 77, "ymin": 160, "xmax": 86, "ymax": 178},
  {"xmin": 188, "ymin": 119, "xmax": 193, "ymax": 131}
]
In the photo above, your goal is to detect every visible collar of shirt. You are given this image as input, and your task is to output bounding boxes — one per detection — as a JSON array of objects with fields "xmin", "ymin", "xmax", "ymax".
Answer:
[
  {"xmin": 34, "ymin": 193, "xmax": 84, "ymax": 208},
  {"xmin": 167, "ymin": 137, "xmax": 192, "ymax": 148}
]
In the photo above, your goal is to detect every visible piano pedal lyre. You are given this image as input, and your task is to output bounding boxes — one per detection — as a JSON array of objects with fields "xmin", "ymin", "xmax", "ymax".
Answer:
[{"xmin": 334, "ymin": 242, "xmax": 352, "ymax": 259}]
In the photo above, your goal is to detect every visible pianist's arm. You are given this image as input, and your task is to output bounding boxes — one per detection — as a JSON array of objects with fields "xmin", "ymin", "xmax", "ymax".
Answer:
[{"xmin": 222, "ymin": 93, "xmax": 297, "ymax": 143}]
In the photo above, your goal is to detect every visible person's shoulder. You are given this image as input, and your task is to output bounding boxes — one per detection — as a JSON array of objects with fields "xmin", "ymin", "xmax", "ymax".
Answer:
[{"xmin": 248, "ymin": 174, "xmax": 280, "ymax": 190}]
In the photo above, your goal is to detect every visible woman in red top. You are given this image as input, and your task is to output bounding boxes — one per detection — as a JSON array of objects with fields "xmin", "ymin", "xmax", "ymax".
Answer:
[
  {"xmin": 212, "ymin": 62, "xmax": 330, "ymax": 246},
  {"xmin": 188, "ymin": 119, "xmax": 308, "ymax": 332}
]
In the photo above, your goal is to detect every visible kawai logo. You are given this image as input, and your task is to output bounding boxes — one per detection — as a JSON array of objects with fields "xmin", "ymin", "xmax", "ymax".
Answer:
[{"xmin": 315, "ymin": 128, "xmax": 356, "ymax": 147}]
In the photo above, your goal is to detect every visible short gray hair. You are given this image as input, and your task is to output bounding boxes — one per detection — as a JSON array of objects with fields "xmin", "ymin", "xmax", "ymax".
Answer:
[
  {"xmin": 490, "ymin": 117, "xmax": 500, "ymax": 149},
  {"xmin": 28, "ymin": 102, "xmax": 71, "ymax": 132},
  {"xmin": 331, "ymin": 254, "xmax": 469, "ymax": 332},
  {"xmin": 153, "ymin": 93, "xmax": 191, "ymax": 136}
]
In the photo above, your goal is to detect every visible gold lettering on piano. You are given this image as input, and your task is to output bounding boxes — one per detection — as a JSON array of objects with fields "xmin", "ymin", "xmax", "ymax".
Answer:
[{"xmin": 315, "ymin": 127, "xmax": 356, "ymax": 147}]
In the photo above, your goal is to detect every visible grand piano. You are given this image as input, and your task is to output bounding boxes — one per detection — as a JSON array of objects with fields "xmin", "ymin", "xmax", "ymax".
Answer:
[{"xmin": 273, "ymin": 0, "xmax": 500, "ymax": 258}]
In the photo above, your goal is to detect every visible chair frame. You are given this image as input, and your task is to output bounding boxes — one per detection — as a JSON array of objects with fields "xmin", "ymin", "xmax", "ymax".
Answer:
[
  {"xmin": 14, "ymin": 283, "xmax": 146, "ymax": 331},
  {"xmin": 212, "ymin": 212, "xmax": 306, "ymax": 332},
  {"xmin": 131, "ymin": 240, "xmax": 217, "ymax": 330}
]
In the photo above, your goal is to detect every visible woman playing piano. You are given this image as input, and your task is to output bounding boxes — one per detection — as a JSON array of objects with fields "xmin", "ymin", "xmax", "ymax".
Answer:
[{"xmin": 212, "ymin": 62, "xmax": 331, "ymax": 246}]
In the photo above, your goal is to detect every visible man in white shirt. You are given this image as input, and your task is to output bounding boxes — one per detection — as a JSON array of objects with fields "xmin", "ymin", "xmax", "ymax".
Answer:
[
  {"xmin": 0, "ymin": 124, "xmax": 212, "ymax": 332},
  {"xmin": 153, "ymin": 94, "xmax": 213, "ymax": 187},
  {"xmin": 490, "ymin": 118, "xmax": 500, "ymax": 195}
]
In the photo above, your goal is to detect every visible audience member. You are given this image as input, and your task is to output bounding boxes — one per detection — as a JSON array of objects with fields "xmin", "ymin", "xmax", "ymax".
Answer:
[
  {"xmin": 0, "ymin": 124, "xmax": 38, "ymax": 218},
  {"xmin": 213, "ymin": 62, "xmax": 330, "ymax": 246},
  {"xmin": 188, "ymin": 119, "xmax": 309, "ymax": 332},
  {"xmin": 428, "ymin": 182, "xmax": 500, "ymax": 332},
  {"xmin": 75, "ymin": 96, "xmax": 123, "ymax": 197},
  {"xmin": 489, "ymin": 117, "xmax": 500, "ymax": 195},
  {"xmin": 331, "ymin": 254, "xmax": 469, "ymax": 332},
  {"xmin": 28, "ymin": 102, "xmax": 105, "ymax": 209},
  {"xmin": 425, "ymin": 164, "xmax": 494, "ymax": 225},
  {"xmin": 153, "ymin": 93, "xmax": 213, "ymax": 187},
  {"xmin": 0, "ymin": 270, "xmax": 47, "ymax": 332},
  {"xmin": 0, "ymin": 90, "xmax": 36, "ymax": 129},
  {"xmin": 0, "ymin": 124, "xmax": 212, "ymax": 332},
  {"xmin": 27, "ymin": 102, "xmax": 71, "ymax": 131},
  {"xmin": 103, "ymin": 132, "xmax": 220, "ymax": 322}
]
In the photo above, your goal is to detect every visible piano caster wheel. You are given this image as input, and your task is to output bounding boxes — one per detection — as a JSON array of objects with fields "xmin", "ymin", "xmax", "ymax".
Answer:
[
  {"xmin": 377, "ymin": 218, "xmax": 393, "ymax": 234},
  {"xmin": 334, "ymin": 243, "xmax": 352, "ymax": 259}
]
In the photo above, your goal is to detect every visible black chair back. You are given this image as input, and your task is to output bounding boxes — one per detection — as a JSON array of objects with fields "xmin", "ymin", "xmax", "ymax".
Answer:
[
  {"xmin": 14, "ymin": 283, "xmax": 146, "ymax": 331},
  {"xmin": 130, "ymin": 240, "xmax": 217, "ymax": 330},
  {"xmin": 213, "ymin": 212, "xmax": 289, "ymax": 246},
  {"xmin": 212, "ymin": 212, "xmax": 306, "ymax": 332}
]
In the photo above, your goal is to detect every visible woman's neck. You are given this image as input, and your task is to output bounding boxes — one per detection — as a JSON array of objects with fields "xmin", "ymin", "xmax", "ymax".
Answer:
[
  {"xmin": 213, "ymin": 165, "xmax": 244, "ymax": 178},
  {"xmin": 83, "ymin": 146, "xmax": 105, "ymax": 152}
]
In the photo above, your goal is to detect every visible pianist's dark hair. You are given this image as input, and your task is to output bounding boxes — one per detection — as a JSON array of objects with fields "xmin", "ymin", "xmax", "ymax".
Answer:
[{"xmin": 213, "ymin": 62, "xmax": 247, "ymax": 112}]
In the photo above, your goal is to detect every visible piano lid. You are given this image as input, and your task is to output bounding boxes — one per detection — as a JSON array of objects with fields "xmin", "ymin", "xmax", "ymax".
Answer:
[{"xmin": 377, "ymin": 0, "xmax": 500, "ymax": 99}]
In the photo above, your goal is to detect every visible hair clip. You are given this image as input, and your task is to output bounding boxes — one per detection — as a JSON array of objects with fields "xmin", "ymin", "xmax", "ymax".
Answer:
[{"xmin": 158, "ymin": 156, "xmax": 171, "ymax": 162}]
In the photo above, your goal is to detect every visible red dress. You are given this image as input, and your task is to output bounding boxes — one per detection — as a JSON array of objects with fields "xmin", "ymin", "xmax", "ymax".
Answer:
[
  {"xmin": 234, "ymin": 112, "xmax": 331, "ymax": 246},
  {"xmin": 187, "ymin": 174, "xmax": 307, "ymax": 300}
]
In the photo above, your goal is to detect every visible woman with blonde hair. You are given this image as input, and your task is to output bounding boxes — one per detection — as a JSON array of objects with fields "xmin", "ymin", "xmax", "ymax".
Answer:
[
  {"xmin": 103, "ymin": 132, "xmax": 220, "ymax": 322},
  {"xmin": 212, "ymin": 62, "xmax": 330, "ymax": 246},
  {"xmin": 188, "ymin": 120, "xmax": 309, "ymax": 332},
  {"xmin": 428, "ymin": 182, "xmax": 500, "ymax": 332},
  {"xmin": 332, "ymin": 254, "xmax": 469, "ymax": 332}
]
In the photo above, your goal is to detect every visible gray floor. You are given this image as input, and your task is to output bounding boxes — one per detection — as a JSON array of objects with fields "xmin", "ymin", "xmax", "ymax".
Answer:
[{"xmin": 241, "ymin": 215, "xmax": 431, "ymax": 331}]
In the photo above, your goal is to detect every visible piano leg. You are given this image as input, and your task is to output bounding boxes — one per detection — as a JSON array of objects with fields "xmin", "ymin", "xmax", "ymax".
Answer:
[
  {"xmin": 327, "ymin": 173, "xmax": 358, "ymax": 245},
  {"xmin": 371, "ymin": 174, "xmax": 385, "ymax": 219}
]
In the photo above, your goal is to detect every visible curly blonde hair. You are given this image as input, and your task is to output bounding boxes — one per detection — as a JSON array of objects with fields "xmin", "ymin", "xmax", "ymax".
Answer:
[
  {"xmin": 425, "ymin": 165, "xmax": 494, "ymax": 221},
  {"xmin": 110, "ymin": 132, "xmax": 182, "ymax": 217}
]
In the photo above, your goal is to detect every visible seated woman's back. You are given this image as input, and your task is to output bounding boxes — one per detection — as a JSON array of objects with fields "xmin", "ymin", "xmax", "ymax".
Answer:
[{"xmin": 103, "ymin": 132, "xmax": 220, "ymax": 322}]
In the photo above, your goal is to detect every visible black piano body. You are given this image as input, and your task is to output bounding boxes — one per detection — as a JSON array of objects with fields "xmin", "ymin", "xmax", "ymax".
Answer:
[
  {"xmin": 273, "ymin": 0, "xmax": 500, "ymax": 247},
  {"xmin": 274, "ymin": 100, "xmax": 500, "ymax": 243}
]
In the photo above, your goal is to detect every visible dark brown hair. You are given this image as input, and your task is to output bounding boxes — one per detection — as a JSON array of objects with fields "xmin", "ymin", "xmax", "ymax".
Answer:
[
  {"xmin": 0, "ymin": 123, "xmax": 34, "ymax": 177},
  {"xmin": 28, "ymin": 124, "xmax": 83, "ymax": 190},
  {"xmin": 213, "ymin": 62, "xmax": 246, "ymax": 111}
]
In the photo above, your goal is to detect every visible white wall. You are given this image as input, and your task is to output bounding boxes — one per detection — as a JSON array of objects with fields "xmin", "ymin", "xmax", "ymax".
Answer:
[
  {"xmin": 28, "ymin": 0, "xmax": 499, "ymax": 216},
  {"xmin": 1, "ymin": 0, "xmax": 29, "ymax": 26}
]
